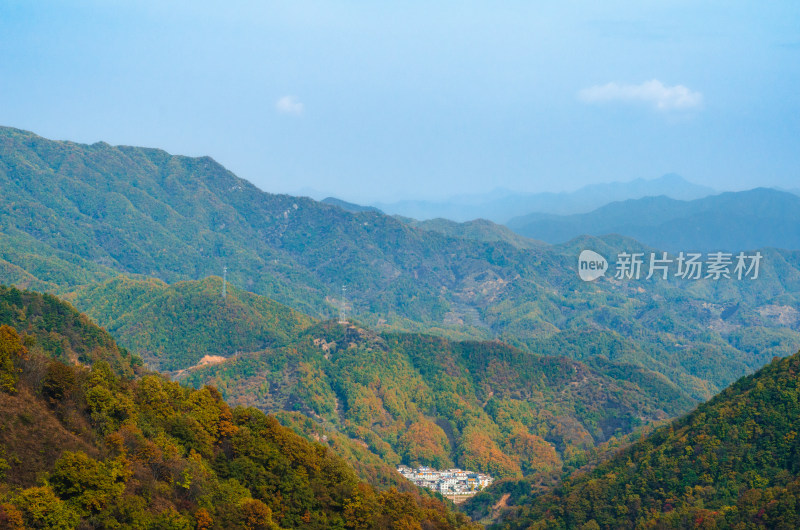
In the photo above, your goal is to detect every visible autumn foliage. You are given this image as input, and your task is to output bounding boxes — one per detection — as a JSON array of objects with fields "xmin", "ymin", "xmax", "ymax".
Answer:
[{"xmin": 0, "ymin": 286, "xmax": 477, "ymax": 529}]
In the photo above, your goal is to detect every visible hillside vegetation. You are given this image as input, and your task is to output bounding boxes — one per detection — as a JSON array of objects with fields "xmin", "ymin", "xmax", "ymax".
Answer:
[
  {"xmin": 0, "ymin": 284, "xmax": 140, "ymax": 378},
  {"xmin": 0, "ymin": 285, "xmax": 475, "ymax": 529},
  {"xmin": 2, "ymin": 126, "xmax": 800, "ymax": 406},
  {"xmin": 491, "ymin": 351, "xmax": 800, "ymax": 529},
  {"xmin": 401, "ymin": 218, "xmax": 545, "ymax": 250},
  {"xmin": 181, "ymin": 322, "xmax": 694, "ymax": 482},
  {"xmin": 66, "ymin": 275, "xmax": 314, "ymax": 371}
]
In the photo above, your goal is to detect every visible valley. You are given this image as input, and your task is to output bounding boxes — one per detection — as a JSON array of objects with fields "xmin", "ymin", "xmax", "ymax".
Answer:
[{"xmin": 1, "ymin": 127, "xmax": 799, "ymax": 528}]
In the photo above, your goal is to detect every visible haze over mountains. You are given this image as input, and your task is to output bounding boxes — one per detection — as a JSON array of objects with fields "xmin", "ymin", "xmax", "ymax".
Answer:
[
  {"xmin": 507, "ymin": 188, "xmax": 800, "ymax": 252},
  {"xmin": 369, "ymin": 173, "xmax": 716, "ymax": 223},
  {"xmin": 329, "ymin": 175, "xmax": 800, "ymax": 254}
]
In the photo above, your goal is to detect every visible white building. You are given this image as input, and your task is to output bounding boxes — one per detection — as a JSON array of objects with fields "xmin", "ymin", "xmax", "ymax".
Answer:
[{"xmin": 397, "ymin": 465, "xmax": 494, "ymax": 500}]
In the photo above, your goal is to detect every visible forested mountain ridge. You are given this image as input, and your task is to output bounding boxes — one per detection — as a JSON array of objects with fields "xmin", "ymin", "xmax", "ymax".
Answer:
[
  {"xmin": 3, "ymin": 126, "xmax": 800, "ymax": 405},
  {"xmin": 181, "ymin": 321, "xmax": 695, "ymax": 482},
  {"xmin": 65, "ymin": 275, "xmax": 314, "ymax": 371},
  {"xmin": 321, "ymin": 197, "xmax": 383, "ymax": 214},
  {"xmin": 1, "ymin": 124, "xmax": 530, "ymax": 325},
  {"xmin": 400, "ymin": 217, "xmax": 546, "ymax": 250},
  {"xmin": 489, "ymin": 350, "xmax": 800, "ymax": 529},
  {"xmin": 59, "ymin": 273, "xmax": 703, "ymax": 488},
  {"xmin": 0, "ymin": 284, "xmax": 140, "ymax": 378},
  {"xmin": 0, "ymin": 285, "xmax": 475, "ymax": 529}
]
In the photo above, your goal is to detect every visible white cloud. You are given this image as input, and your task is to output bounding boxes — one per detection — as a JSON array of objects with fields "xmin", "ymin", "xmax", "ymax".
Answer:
[
  {"xmin": 578, "ymin": 80, "xmax": 703, "ymax": 111},
  {"xmin": 276, "ymin": 95, "xmax": 304, "ymax": 115}
]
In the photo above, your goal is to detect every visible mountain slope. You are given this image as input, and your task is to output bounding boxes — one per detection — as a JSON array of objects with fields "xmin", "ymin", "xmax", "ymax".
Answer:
[
  {"xmin": 0, "ymin": 125, "xmax": 548, "ymax": 329},
  {"xmin": 494, "ymin": 350, "xmax": 800, "ymax": 529},
  {"xmin": 0, "ymin": 287, "xmax": 475, "ymax": 529},
  {"xmin": 0, "ymin": 284, "xmax": 140, "ymax": 377},
  {"xmin": 401, "ymin": 218, "xmax": 545, "ymax": 250},
  {"xmin": 3, "ymin": 126, "xmax": 800, "ymax": 404},
  {"xmin": 507, "ymin": 188, "xmax": 800, "ymax": 251},
  {"xmin": 181, "ymin": 322, "xmax": 695, "ymax": 481}
]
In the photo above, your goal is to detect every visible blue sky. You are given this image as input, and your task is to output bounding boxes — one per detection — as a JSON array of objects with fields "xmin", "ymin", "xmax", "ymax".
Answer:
[{"xmin": 1, "ymin": 1, "xmax": 798, "ymax": 202}]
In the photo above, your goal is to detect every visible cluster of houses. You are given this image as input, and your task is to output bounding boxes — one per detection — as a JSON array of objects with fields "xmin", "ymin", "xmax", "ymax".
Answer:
[{"xmin": 397, "ymin": 465, "xmax": 493, "ymax": 501}]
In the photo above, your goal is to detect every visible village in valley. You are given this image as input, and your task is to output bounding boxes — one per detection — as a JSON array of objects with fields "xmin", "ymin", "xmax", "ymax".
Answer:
[{"xmin": 397, "ymin": 465, "xmax": 494, "ymax": 503}]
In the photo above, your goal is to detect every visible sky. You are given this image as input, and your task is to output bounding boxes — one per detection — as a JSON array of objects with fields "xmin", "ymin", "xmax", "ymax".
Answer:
[{"xmin": 1, "ymin": 1, "xmax": 798, "ymax": 203}]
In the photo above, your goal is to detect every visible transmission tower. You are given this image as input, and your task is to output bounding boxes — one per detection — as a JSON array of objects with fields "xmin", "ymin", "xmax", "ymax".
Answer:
[
  {"xmin": 222, "ymin": 266, "xmax": 227, "ymax": 299},
  {"xmin": 338, "ymin": 285, "xmax": 347, "ymax": 324}
]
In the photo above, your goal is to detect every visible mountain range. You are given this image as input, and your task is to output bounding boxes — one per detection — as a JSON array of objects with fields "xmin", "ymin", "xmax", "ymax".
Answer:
[
  {"xmin": 2, "ymin": 126, "xmax": 800, "ymax": 527},
  {"xmin": 507, "ymin": 188, "xmax": 800, "ymax": 251},
  {"xmin": 60, "ymin": 274, "xmax": 699, "ymax": 483},
  {"xmin": 2, "ymin": 125, "xmax": 800, "ymax": 404},
  {"xmin": 371, "ymin": 174, "xmax": 716, "ymax": 223}
]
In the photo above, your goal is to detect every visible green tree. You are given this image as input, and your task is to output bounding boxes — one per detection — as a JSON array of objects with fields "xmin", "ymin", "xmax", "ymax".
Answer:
[
  {"xmin": 11, "ymin": 486, "xmax": 81, "ymax": 530},
  {"xmin": 49, "ymin": 451, "xmax": 129, "ymax": 515},
  {"xmin": 0, "ymin": 325, "xmax": 25, "ymax": 394}
]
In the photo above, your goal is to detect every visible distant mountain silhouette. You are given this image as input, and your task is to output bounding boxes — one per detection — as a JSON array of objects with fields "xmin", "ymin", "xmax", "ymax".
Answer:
[
  {"xmin": 373, "ymin": 174, "xmax": 716, "ymax": 222},
  {"xmin": 507, "ymin": 188, "xmax": 800, "ymax": 251}
]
